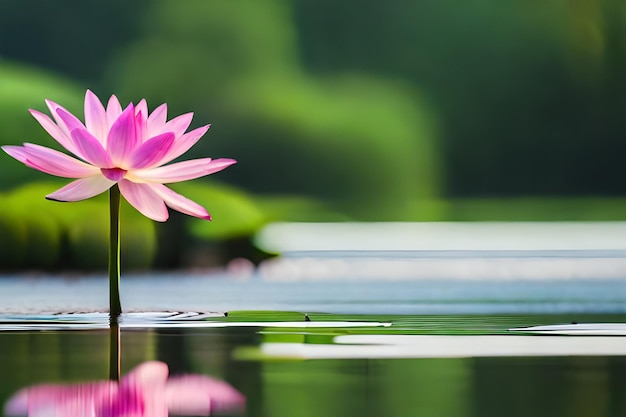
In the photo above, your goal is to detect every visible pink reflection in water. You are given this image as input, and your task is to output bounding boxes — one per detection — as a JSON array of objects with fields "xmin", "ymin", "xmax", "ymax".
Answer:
[{"xmin": 4, "ymin": 361, "xmax": 244, "ymax": 416}]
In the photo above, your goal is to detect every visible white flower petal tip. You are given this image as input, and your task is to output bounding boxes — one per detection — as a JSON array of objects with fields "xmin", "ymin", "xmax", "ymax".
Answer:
[
  {"xmin": 1, "ymin": 145, "xmax": 27, "ymax": 161},
  {"xmin": 216, "ymin": 158, "xmax": 237, "ymax": 168},
  {"xmin": 4, "ymin": 90, "xmax": 235, "ymax": 221}
]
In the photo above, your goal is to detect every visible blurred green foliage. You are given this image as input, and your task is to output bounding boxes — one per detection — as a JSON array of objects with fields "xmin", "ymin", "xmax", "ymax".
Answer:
[
  {"xmin": 218, "ymin": 75, "xmax": 438, "ymax": 218},
  {"xmin": 0, "ymin": 182, "xmax": 157, "ymax": 271},
  {"xmin": 0, "ymin": 0, "xmax": 146, "ymax": 83},
  {"xmin": 406, "ymin": 197, "xmax": 626, "ymax": 222},
  {"xmin": 1, "ymin": 0, "xmax": 626, "ymax": 269},
  {"xmin": 105, "ymin": 0, "xmax": 440, "ymax": 218},
  {"xmin": 0, "ymin": 180, "xmax": 293, "ymax": 271},
  {"xmin": 173, "ymin": 182, "xmax": 266, "ymax": 241},
  {"xmin": 294, "ymin": 0, "xmax": 626, "ymax": 197},
  {"xmin": 0, "ymin": 62, "xmax": 83, "ymax": 189},
  {"xmin": 2, "ymin": 0, "xmax": 626, "ymax": 199}
]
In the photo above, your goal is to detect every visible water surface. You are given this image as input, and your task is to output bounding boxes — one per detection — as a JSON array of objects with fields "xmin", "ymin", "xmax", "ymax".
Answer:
[{"xmin": 2, "ymin": 250, "xmax": 626, "ymax": 416}]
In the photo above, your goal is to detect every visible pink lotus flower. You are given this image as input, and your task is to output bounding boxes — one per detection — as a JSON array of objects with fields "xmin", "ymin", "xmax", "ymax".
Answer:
[
  {"xmin": 3, "ymin": 361, "xmax": 245, "ymax": 416},
  {"xmin": 1, "ymin": 90, "xmax": 236, "ymax": 221}
]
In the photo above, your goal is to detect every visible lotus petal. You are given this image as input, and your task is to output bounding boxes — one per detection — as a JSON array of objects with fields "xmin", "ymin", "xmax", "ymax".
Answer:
[
  {"xmin": 129, "ymin": 132, "xmax": 175, "ymax": 169},
  {"xmin": 71, "ymin": 128, "xmax": 114, "ymax": 168},
  {"xmin": 162, "ymin": 112, "xmax": 193, "ymax": 138},
  {"xmin": 147, "ymin": 103, "xmax": 167, "ymax": 137},
  {"xmin": 135, "ymin": 108, "xmax": 148, "ymax": 143},
  {"xmin": 107, "ymin": 105, "xmax": 138, "ymax": 167},
  {"xmin": 118, "ymin": 180, "xmax": 168, "ymax": 221},
  {"xmin": 106, "ymin": 95, "xmax": 123, "ymax": 127},
  {"xmin": 135, "ymin": 99, "xmax": 148, "ymax": 121},
  {"xmin": 84, "ymin": 90, "xmax": 108, "ymax": 144},
  {"xmin": 151, "ymin": 184, "xmax": 211, "ymax": 220},
  {"xmin": 46, "ymin": 176, "xmax": 115, "ymax": 202},
  {"xmin": 53, "ymin": 106, "xmax": 86, "ymax": 136},
  {"xmin": 29, "ymin": 109, "xmax": 78, "ymax": 155},
  {"xmin": 22, "ymin": 144, "xmax": 99, "ymax": 178},
  {"xmin": 166, "ymin": 374, "xmax": 245, "ymax": 415},
  {"xmin": 47, "ymin": 100, "xmax": 86, "ymax": 138},
  {"xmin": 133, "ymin": 158, "xmax": 237, "ymax": 183},
  {"xmin": 1, "ymin": 145, "xmax": 30, "ymax": 164},
  {"xmin": 160, "ymin": 125, "xmax": 210, "ymax": 164}
]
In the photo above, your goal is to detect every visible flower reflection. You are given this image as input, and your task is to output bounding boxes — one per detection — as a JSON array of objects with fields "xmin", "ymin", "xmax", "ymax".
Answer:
[{"xmin": 4, "ymin": 361, "xmax": 245, "ymax": 416}]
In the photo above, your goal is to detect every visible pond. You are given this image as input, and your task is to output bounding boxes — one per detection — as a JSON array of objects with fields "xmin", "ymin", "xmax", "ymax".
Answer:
[{"xmin": 2, "ymin": 249, "xmax": 626, "ymax": 416}]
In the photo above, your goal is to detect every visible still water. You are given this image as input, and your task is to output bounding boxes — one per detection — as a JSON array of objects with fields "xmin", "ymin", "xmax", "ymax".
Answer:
[
  {"xmin": 2, "ymin": 250, "xmax": 626, "ymax": 416},
  {"xmin": 1, "ymin": 312, "xmax": 626, "ymax": 417}
]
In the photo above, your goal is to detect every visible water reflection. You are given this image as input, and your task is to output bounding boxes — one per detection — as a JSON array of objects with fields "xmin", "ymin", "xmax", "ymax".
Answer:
[
  {"xmin": 4, "ymin": 361, "xmax": 245, "ymax": 416},
  {"xmin": 3, "ymin": 321, "xmax": 245, "ymax": 416},
  {"xmin": 257, "ymin": 334, "xmax": 626, "ymax": 359},
  {"xmin": 2, "ymin": 314, "xmax": 626, "ymax": 417}
]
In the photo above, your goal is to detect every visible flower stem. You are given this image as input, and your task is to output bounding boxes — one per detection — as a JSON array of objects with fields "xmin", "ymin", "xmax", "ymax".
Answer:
[
  {"xmin": 109, "ymin": 321, "xmax": 120, "ymax": 382},
  {"xmin": 109, "ymin": 184, "xmax": 122, "ymax": 320}
]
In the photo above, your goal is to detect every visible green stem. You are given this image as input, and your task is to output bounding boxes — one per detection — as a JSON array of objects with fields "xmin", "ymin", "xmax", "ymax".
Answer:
[
  {"xmin": 109, "ymin": 184, "xmax": 122, "ymax": 320},
  {"xmin": 109, "ymin": 321, "xmax": 120, "ymax": 382}
]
